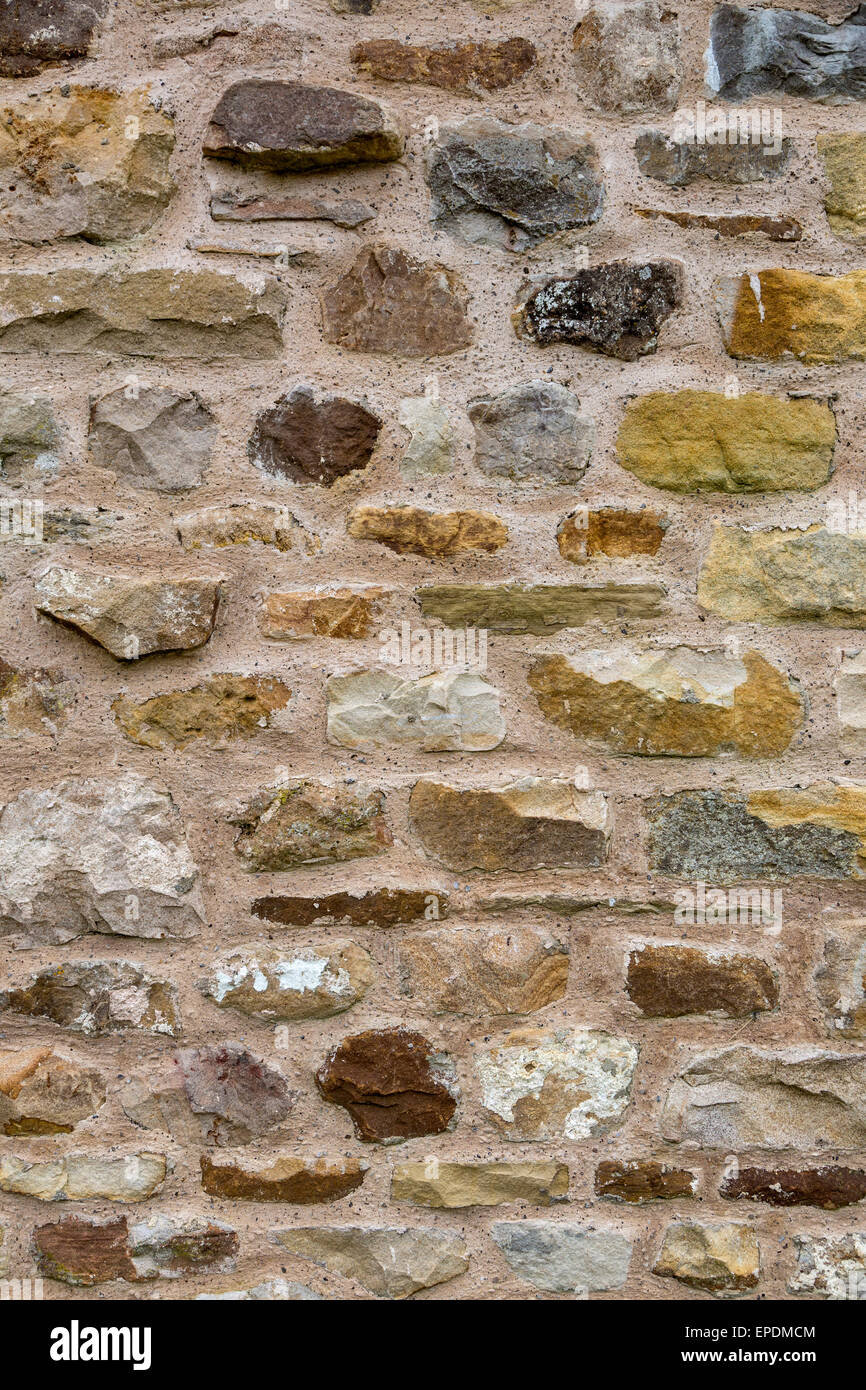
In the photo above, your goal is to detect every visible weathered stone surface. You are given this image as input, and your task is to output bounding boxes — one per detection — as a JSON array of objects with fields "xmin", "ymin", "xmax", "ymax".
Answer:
[
  {"xmin": 836, "ymin": 652, "xmax": 866, "ymax": 755},
  {"xmin": 708, "ymin": 3, "xmax": 866, "ymax": 103},
  {"xmin": 0, "ymin": 391, "xmax": 60, "ymax": 481},
  {"xmin": 529, "ymin": 647, "xmax": 803, "ymax": 757},
  {"xmin": 646, "ymin": 785, "xmax": 866, "ymax": 881},
  {"xmin": 34, "ymin": 1215, "xmax": 237, "ymax": 1285},
  {"xmin": 515, "ymin": 260, "xmax": 683, "ymax": 359},
  {"xmin": 0, "ymin": 772, "xmax": 202, "ymax": 946},
  {"xmin": 326, "ymin": 670, "xmax": 505, "ymax": 752},
  {"xmin": 573, "ymin": 0, "xmax": 681, "ymax": 113},
  {"xmin": 231, "ymin": 780, "xmax": 391, "ymax": 871},
  {"xmin": 718, "ymin": 269, "xmax": 866, "ymax": 364},
  {"xmin": 259, "ymin": 588, "xmax": 383, "ymax": 640},
  {"xmin": 203, "ymin": 80, "xmax": 403, "ymax": 171},
  {"xmin": 595, "ymin": 1159, "xmax": 696, "ymax": 1203},
  {"xmin": 653, "ymin": 1222, "xmax": 759, "ymax": 1292},
  {"xmin": 0, "ymin": 1048, "xmax": 105, "ymax": 1136},
  {"xmin": 322, "ymin": 246, "xmax": 472, "ymax": 357},
  {"xmin": 317, "ymin": 1028, "xmax": 459, "ymax": 1143},
  {"xmin": 274, "ymin": 1226, "xmax": 468, "ymax": 1298},
  {"xmin": 0, "ymin": 87, "xmax": 174, "ymax": 244},
  {"xmin": 819, "ymin": 133, "xmax": 866, "ymax": 240},
  {"xmin": 635, "ymin": 129, "xmax": 794, "ymax": 186},
  {"xmin": 211, "ymin": 192, "xmax": 374, "ymax": 227},
  {"xmin": 88, "ymin": 387, "xmax": 216, "ymax": 492},
  {"xmin": 617, "ymin": 391, "xmax": 836, "ymax": 492},
  {"xmin": 0, "ymin": 0, "xmax": 106, "ymax": 76},
  {"xmin": 469, "ymin": 381, "xmax": 594, "ymax": 484},
  {"xmin": 348, "ymin": 505, "xmax": 506, "ymax": 557},
  {"xmin": 112, "ymin": 675, "xmax": 292, "ymax": 750},
  {"xmin": 122, "ymin": 1044, "xmax": 295, "ymax": 1147},
  {"xmin": 418, "ymin": 582, "xmax": 666, "ymax": 633},
  {"xmin": 0, "ymin": 1152, "xmax": 165, "ymax": 1202},
  {"xmin": 557, "ymin": 508, "xmax": 667, "ymax": 562},
  {"xmin": 351, "ymin": 37, "xmax": 535, "ymax": 93},
  {"xmin": 492, "ymin": 1222, "xmax": 631, "ymax": 1292},
  {"xmin": 1, "ymin": 961, "xmax": 180, "ymax": 1037},
  {"xmin": 399, "ymin": 396, "xmax": 455, "ymax": 478},
  {"xmin": 201, "ymin": 1154, "xmax": 366, "ymax": 1203},
  {"xmin": 203, "ymin": 940, "xmax": 373, "ymax": 1020},
  {"xmin": 197, "ymin": 1280, "xmax": 322, "ymax": 1301},
  {"xmin": 475, "ymin": 1028, "xmax": 637, "ymax": 1140},
  {"xmin": 790, "ymin": 1234, "xmax": 866, "ymax": 1297},
  {"xmin": 662, "ymin": 1046, "xmax": 866, "ymax": 1149},
  {"xmin": 699, "ymin": 526, "xmax": 866, "ymax": 626},
  {"xmin": 392, "ymin": 1160, "xmax": 568, "ymax": 1208},
  {"xmin": 176, "ymin": 503, "xmax": 313, "ymax": 552},
  {"xmin": 634, "ymin": 206, "xmax": 801, "ymax": 241},
  {"xmin": 721, "ymin": 1165, "xmax": 866, "ymax": 1210},
  {"xmin": 815, "ymin": 921, "xmax": 866, "ymax": 1038},
  {"xmin": 35, "ymin": 565, "xmax": 223, "ymax": 659},
  {"xmin": 0, "ymin": 269, "xmax": 285, "ymax": 358},
  {"xmin": 248, "ymin": 386, "xmax": 381, "ymax": 485},
  {"xmin": 427, "ymin": 117, "xmax": 603, "ymax": 251},
  {"xmin": 0, "ymin": 659, "xmax": 70, "ymax": 738},
  {"xmin": 627, "ymin": 945, "xmax": 778, "ymax": 1018},
  {"xmin": 398, "ymin": 925, "xmax": 568, "ymax": 1016},
  {"xmin": 251, "ymin": 888, "xmax": 446, "ymax": 929},
  {"xmin": 409, "ymin": 779, "xmax": 611, "ymax": 872}
]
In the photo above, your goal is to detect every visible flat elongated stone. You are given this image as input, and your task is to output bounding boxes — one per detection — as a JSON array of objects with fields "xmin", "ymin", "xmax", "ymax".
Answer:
[
  {"xmin": 708, "ymin": 4, "xmax": 866, "ymax": 102},
  {"xmin": 176, "ymin": 504, "xmax": 313, "ymax": 552},
  {"xmin": 646, "ymin": 785, "xmax": 866, "ymax": 881},
  {"xmin": 347, "ymin": 505, "xmax": 506, "ymax": 557},
  {"xmin": 790, "ymin": 1234, "xmax": 866, "ymax": 1297},
  {"xmin": 251, "ymin": 889, "xmax": 446, "ymax": 929},
  {"xmin": 627, "ymin": 945, "xmax": 778, "ymax": 1018},
  {"xmin": 36, "ymin": 566, "xmax": 224, "ymax": 659},
  {"xmin": 231, "ymin": 780, "xmax": 391, "ymax": 871},
  {"xmin": 417, "ymin": 582, "xmax": 666, "ymax": 633},
  {"xmin": 274, "ymin": 1226, "xmax": 468, "ymax": 1298},
  {"xmin": 469, "ymin": 381, "xmax": 594, "ymax": 485},
  {"xmin": 475, "ymin": 1028, "xmax": 637, "ymax": 1140},
  {"xmin": 515, "ymin": 260, "xmax": 683, "ymax": 359},
  {"xmin": 259, "ymin": 588, "xmax": 382, "ymax": 640},
  {"xmin": 409, "ymin": 779, "xmax": 611, "ymax": 872},
  {"xmin": 0, "ymin": 269, "xmax": 285, "ymax": 358},
  {"xmin": 557, "ymin": 508, "xmax": 667, "ymax": 562},
  {"xmin": 317, "ymin": 1028, "xmax": 459, "ymax": 1143},
  {"xmin": 529, "ymin": 647, "xmax": 803, "ymax": 757},
  {"xmin": 595, "ymin": 1159, "xmax": 696, "ymax": 1203},
  {"xmin": 0, "ymin": 0, "xmax": 107, "ymax": 76},
  {"xmin": 112, "ymin": 675, "xmax": 292, "ymax": 750},
  {"xmin": 1, "ymin": 961, "xmax": 180, "ymax": 1037},
  {"xmin": 721, "ymin": 1165, "xmax": 866, "ymax": 1210},
  {"xmin": 0, "ymin": 391, "xmax": 60, "ymax": 481},
  {"xmin": 248, "ymin": 387, "xmax": 381, "ymax": 484},
  {"xmin": 662, "ymin": 1046, "xmax": 866, "ymax": 1149},
  {"xmin": 89, "ymin": 387, "xmax": 216, "ymax": 492},
  {"xmin": 635, "ymin": 129, "xmax": 794, "ymax": 186},
  {"xmin": 392, "ymin": 1160, "xmax": 568, "ymax": 1208},
  {"xmin": 0, "ymin": 659, "xmax": 70, "ymax": 738},
  {"xmin": 653, "ymin": 1223, "xmax": 759, "ymax": 1291},
  {"xmin": 573, "ymin": 0, "xmax": 681, "ymax": 113},
  {"xmin": 819, "ymin": 134, "xmax": 866, "ymax": 240},
  {"xmin": 327, "ymin": 670, "xmax": 505, "ymax": 752},
  {"xmin": 0, "ymin": 1153, "xmax": 165, "ymax": 1202},
  {"xmin": 634, "ymin": 206, "xmax": 801, "ymax": 241},
  {"xmin": 492, "ymin": 1222, "xmax": 631, "ymax": 1292},
  {"xmin": 399, "ymin": 396, "xmax": 455, "ymax": 478},
  {"xmin": 718, "ymin": 269, "xmax": 866, "ymax": 364},
  {"xmin": 0, "ymin": 772, "xmax": 202, "ymax": 946},
  {"xmin": 322, "ymin": 246, "xmax": 472, "ymax": 357},
  {"xmin": 0, "ymin": 1048, "xmax": 105, "ymax": 1135},
  {"xmin": 617, "ymin": 391, "xmax": 836, "ymax": 492},
  {"xmin": 398, "ymin": 925, "xmax": 568, "ymax": 1015},
  {"xmin": 211, "ymin": 192, "xmax": 374, "ymax": 227},
  {"xmin": 699, "ymin": 526, "xmax": 866, "ymax": 626},
  {"xmin": 203, "ymin": 80, "xmax": 403, "ymax": 171},
  {"xmin": 351, "ymin": 37, "xmax": 536, "ymax": 93},
  {"xmin": 201, "ymin": 1154, "xmax": 366, "ymax": 1203},
  {"xmin": 815, "ymin": 922, "xmax": 866, "ymax": 1037},
  {"xmin": 34, "ymin": 1215, "xmax": 237, "ymax": 1285},
  {"xmin": 203, "ymin": 940, "xmax": 373, "ymax": 1020},
  {"xmin": 427, "ymin": 117, "xmax": 603, "ymax": 250}
]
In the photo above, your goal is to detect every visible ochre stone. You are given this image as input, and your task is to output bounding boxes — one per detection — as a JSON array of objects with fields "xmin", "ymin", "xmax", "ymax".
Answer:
[
  {"xmin": 0, "ymin": 961, "xmax": 180, "ymax": 1037},
  {"xmin": 176, "ymin": 504, "xmax": 314, "ymax": 552},
  {"xmin": 231, "ymin": 780, "xmax": 391, "ymax": 871},
  {"xmin": 201, "ymin": 1154, "xmax": 367, "ymax": 1203},
  {"xmin": 397, "ymin": 925, "xmax": 568, "ymax": 1015},
  {"xmin": 347, "ymin": 505, "xmax": 507, "ymax": 557},
  {"xmin": 819, "ymin": 134, "xmax": 866, "ymax": 240},
  {"xmin": 0, "ymin": 659, "xmax": 70, "ymax": 737},
  {"xmin": 112, "ymin": 675, "xmax": 291, "ymax": 750},
  {"xmin": 392, "ymin": 1160, "xmax": 568, "ymax": 1207},
  {"xmin": 557, "ymin": 508, "xmax": 667, "ymax": 562},
  {"xmin": 626, "ymin": 945, "xmax": 779, "ymax": 1017},
  {"xmin": 699, "ymin": 526, "xmax": 866, "ymax": 626},
  {"xmin": 351, "ymin": 37, "xmax": 536, "ymax": 92},
  {"xmin": 653, "ymin": 1222, "xmax": 760, "ymax": 1291},
  {"xmin": 260, "ymin": 589, "xmax": 384, "ymax": 639},
  {"xmin": 316, "ymin": 1028, "xmax": 459, "ymax": 1143},
  {"xmin": 595, "ymin": 1159, "xmax": 696, "ymax": 1203},
  {"xmin": 417, "ymin": 582, "xmax": 666, "ymax": 633},
  {"xmin": 718, "ymin": 268, "xmax": 866, "ymax": 364},
  {"xmin": 322, "ymin": 246, "xmax": 472, "ymax": 357},
  {"xmin": 0, "ymin": 1048, "xmax": 105, "ymax": 1136}
]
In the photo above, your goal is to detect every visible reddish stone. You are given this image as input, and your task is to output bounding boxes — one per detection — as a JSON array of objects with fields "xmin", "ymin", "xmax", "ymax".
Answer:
[
  {"xmin": 251, "ymin": 888, "xmax": 447, "ymax": 928},
  {"xmin": 595, "ymin": 1159, "xmax": 696, "ymax": 1203},
  {"xmin": 721, "ymin": 1166, "xmax": 866, "ymax": 1210},
  {"xmin": 316, "ymin": 1028, "xmax": 458, "ymax": 1142}
]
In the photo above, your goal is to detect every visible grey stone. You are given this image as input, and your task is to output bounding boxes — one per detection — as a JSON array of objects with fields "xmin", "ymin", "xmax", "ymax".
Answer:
[
  {"xmin": 708, "ymin": 3, "xmax": 866, "ymax": 103},
  {"xmin": 399, "ymin": 396, "xmax": 455, "ymax": 478},
  {"xmin": 88, "ymin": 386, "xmax": 216, "ymax": 492},
  {"xmin": 573, "ymin": 0, "xmax": 682, "ymax": 113},
  {"xmin": 635, "ymin": 128, "xmax": 794, "ymax": 186},
  {"xmin": 0, "ymin": 392, "xmax": 60, "ymax": 482},
  {"xmin": 326, "ymin": 670, "xmax": 505, "ymax": 752},
  {"xmin": 469, "ymin": 380, "xmax": 594, "ymax": 484},
  {"xmin": 491, "ymin": 1222, "xmax": 631, "ymax": 1291},
  {"xmin": 515, "ymin": 260, "xmax": 683, "ymax": 360},
  {"xmin": 273, "ymin": 1226, "xmax": 468, "ymax": 1298},
  {"xmin": 35, "ymin": 566, "xmax": 224, "ymax": 660}
]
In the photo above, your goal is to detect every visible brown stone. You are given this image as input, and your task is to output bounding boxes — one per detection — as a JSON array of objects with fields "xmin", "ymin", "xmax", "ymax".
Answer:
[
  {"xmin": 595, "ymin": 1159, "xmax": 696, "ymax": 1203},
  {"xmin": 210, "ymin": 192, "xmax": 374, "ymax": 227},
  {"xmin": 397, "ymin": 926, "xmax": 568, "ymax": 1015},
  {"xmin": 352, "ymin": 37, "xmax": 535, "ymax": 94},
  {"xmin": 515, "ymin": 260, "xmax": 683, "ymax": 360},
  {"xmin": 231, "ymin": 781, "xmax": 391, "ymax": 871},
  {"xmin": 635, "ymin": 129, "xmax": 794, "ymax": 186},
  {"xmin": 0, "ymin": 961, "xmax": 180, "ymax": 1037},
  {"xmin": 201, "ymin": 1154, "xmax": 367, "ymax": 1203},
  {"xmin": 557, "ymin": 508, "xmax": 667, "ymax": 563},
  {"xmin": 112, "ymin": 675, "xmax": 292, "ymax": 750},
  {"xmin": 0, "ymin": 1048, "xmax": 105, "ymax": 1136},
  {"xmin": 35, "ymin": 566, "xmax": 224, "ymax": 660},
  {"xmin": 0, "ymin": 0, "xmax": 107, "ymax": 77},
  {"xmin": 322, "ymin": 246, "xmax": 472, "ymax": 357},
  {"xmin": 634, "ymin": 207, "xmax": 801, "ymax": 242},
  {"xmin": 417, "ymin": 582, "xmax": 667, "ymax": 633},
  {"xmin": 721, "ymin": 1165, "xmax": 866, "ymax": 1210},
  {"xmin": 347, "ymin": 505, "xmax": 507, "ymax": 557},
  {"xmin": 251, "ymin": 888, "xmax": 447, "ymax": 928},
  {"xmin": 0, "ymin": 658, "xmax": 70, "ymax": 737},
  {"xmin": 316, "ymin": 1028, "xmax": 459, "ymax": 1143},
  {"xmin": 259, "ymin": 589, "xmax": 385, "ymax": 639},
  {"xmin": 35, "ymin": 1215, "xmax": 237, "ymax": 1285},
  {"xmin": 627, "ymin": 945, "xmax": 779, "ymax": 1018},
  {"xmin": 248, "ymin": 387, "xmax": 381, "ymax": 485}
]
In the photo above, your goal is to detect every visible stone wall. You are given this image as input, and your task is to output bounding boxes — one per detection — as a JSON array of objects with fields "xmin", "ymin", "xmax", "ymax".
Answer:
[{"xmin": 1, "ymin": 0, "xmax": 866, "ymax": 1301}]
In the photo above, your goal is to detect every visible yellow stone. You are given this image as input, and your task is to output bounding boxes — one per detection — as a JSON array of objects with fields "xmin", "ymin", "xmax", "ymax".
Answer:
[
  {"xmin": 818, "ymin": 134, "xmax": 866, "ymax": 241},
  {"xmin": 717, "ymin": 268, "xmax": 866, "ymax": 364}
]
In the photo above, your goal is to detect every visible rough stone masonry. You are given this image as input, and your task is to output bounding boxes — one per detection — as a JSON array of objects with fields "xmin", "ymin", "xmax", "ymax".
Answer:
[{"xmin": 3, "ymin": 0, "xmax": 866, "ymax": 1304}]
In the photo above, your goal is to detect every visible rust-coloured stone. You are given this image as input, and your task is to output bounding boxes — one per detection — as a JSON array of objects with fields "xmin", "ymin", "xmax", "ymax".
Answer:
[
  {"xmin": 0, "ymin": 0, "xmax": 107, "ymax": 77},
  {"xmin": 557, "ymin": 508, "xmax": 667, "ymax": 563},
  {"xmin": 259, "ymin": 589, "xmax": 385, "ymax": 639},
  {"xmin": 634, "ymin": 207, "xmax": 801, "ymax": 241},
  {"xmin": 200, "ymin": 1154, "xmax": 367, "ymax": 1203},
  {"xmin": 347, "ymin": 504, "xmax": 507, "ymax": 557},
  {"xmin": 322, "ymin": 246, "xmax": 472, "ymax": 357},
  {"xmin": 595, "ymin": 1159, "xmax": 697, "ymax": 1203},
  {"xmin": 720, "ymin": 1166, "xmax": 866, "ymax": 1210},
  {"xmin": 251, "ymin": 888, "xmax": 447, "ymax": 928},
  {"xmin": 316, "ymin": 1028, "xmax": 458, "ymax": 1143},
  {"xmin": 34, "ymin": 1216, "xmax": 134, "ymax": 1286},
  {"xmin": 248, "ymin": 387, "xmax": 381, "ymax": 485},
  {"xmin": 626, "ymin": 945, "xmax": 778, "ymax": 1018},
  {"xmin": 351, "ymin": 37, "xmax": 536, "ymax": 93}
]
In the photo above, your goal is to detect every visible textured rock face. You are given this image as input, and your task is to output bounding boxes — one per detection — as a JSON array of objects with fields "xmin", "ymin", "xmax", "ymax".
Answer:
[
  {"xmin": 259, "ymin": 588, "xmax": 382, "ymax": 639},
  {"xmin": 177, "ymin": 505, "xmax": 312, "ymax": 552},
  {"xmin": 203, "ymin": 80, "xmax": 403, "ymax": 170},
  {"xmin": 211, "ymin": 192, "xmax": 374, "ymax": 227},
  {"xmin": 316, "ymin": 1028, "xmax": 459, "ymax": 1142},
  {"xmin": 392, "ymin": 1160, "xmax": 568, "ymax": 1208},
  {"xmin": 515, "ymin": 260, "xmax": 683, "ymax": 359},
  {"xmin": 230, "ymin": 780, "xmax": 391, "ymax": 871},
  {"xmin": 475, "ymin": 1028, "xmax": 637, "ymax": 1140},
  {"xmin": 573, "ymin": 1, "xmax": 681, "ymax": 113},
  {"xmin": 35, "ymin": 566, "xmax": 223, "ymax": 659},
  {"xmin": 790, "ymin": 1234, "xmax": 866, "ymax": 1297},
  {"xmin": 88, "ymin": 387, "xmax": 216, "ymax": 492},
  {"xmin": 626, "ymin": 945, "xmax": 778, "ymax": 1018},
  {"xmin": 815, "ymin": 922, "xmax": 866, "ymax": 1038},
  {"xmin": 635, "ymin": 129, "xmax": 794, "ymax": 185},
  {"xmin": 427, "ymin": 117, "xmax": 603, "ymax": 250},
  {"xmin": 248, "ymin": 387, "xmax": 381, "ymax": 484},
  {"xmin": 721, "ymin": 1165, "xmax": 866, "ymax": 1210},
  {"xmin": 0, "ymin": 391, "xmax": 60, "ymax": 481},
  {"xmin": 203, "ymin": 940, "xmax": 374, "ymax": 1020},
  {"xmin": 617, "ymin": 391, "xmax": 836, "ymax": 492},
  {"xmin": 0, "ymin": 269, "xmax": 286, "ymax": 358},
  {"xmin": 661, "ymin": 1047, "xmax": 866, "ymax": 1149},
  {"xmin": 112, "ymin": 675, "xmax": 292, "ymax": 750},
  {"xmin": 718, "ymin": 269, "xmax": 866, "ymax": 364},
  {"xmin": 397, "ymin": 925, "xmax": 568, "ymax": 1015},
  {"xmin": 347, "ymin": 505, "xmax": 507, "ymax": 557},
  {"xmin": 251, "ymin": 889, "xmax": 444, "ymax": 929},
  {"xmin": 34, "ymin": 1215, "xmax": 237, "ymax": 1285},
  {"xmin": 819, "ymin": 134, "xmax": 866, "ymax": 240},
  {"xmin": 653, "ymin": 1223, "xmax": 760, "ymax": 1292},
  {"xmin": 1, "ymin": 961, "xmax": 180, "ymax": 1037},
  {"xmin": 708, "ymin": 4, "xmax": 866, "ymax": 103},
  {"xmin": 836, "ymin": 652, "xmax": 866, "ymax": 756},
  {"xmin": 417, "ymin": 582, "xmax": 668, "ymax": 633},
  {"xmin": 469, "ymin": 380, "xmax": 594, "ymax": 484},
  {"xmin": 322, "ymin": 246, "xmax": 472, "ymax": 356},
  {"xmin": 273, "ymin": 1226, "xmax": 468, "ymax": 1298},
  {"xmin": 0, "ymin": 0, "xmax": 106, "ymax": 76},
  {"xmin": 0, "ymin": 659, "xmax": 70, "ymax": 738},
  {"xmin": 557, "ymin": 508, "xmax": 667, "ymax": 561},
  {"xmin": 351, "ymin": 37, "xmax": 536, "ymax": 93},
  {"xmin": 698, "ymin": 526, "xmax": 866, "ymax": 626},
  {"xmin": 201, "ymin": 1154, "xmax": 367, "ymax": 1203},
  {"xmin": 0, "ymin": 1152, "xmax": 166, "ymax": 1202},
  {"xmin": 492, "ymin": 1222, "xmax": 632, "ymax": 1292},
  {"xmin": 0, "ymin": 772, "xmax": 202, "ymax": 946},
  {"xmin": 595, "ymin": 1159, "xmax": 696, "ymax": 1203},
  {"xmin": 635, "ymin": 206, "xmax": 801, "ymax": 242},
  {"xmin": 529, "ymin": 647, "xmax": 802, "ymax": 758},
  {"xmin": 0, "ymin": 87, "xmax": 174, "ymax": 244},
  {"xmin": 398, "ymin": 396, "xmax": 455, "ymax": 478},
  {"xmin": 409, "ymin": 778, "xmax": 610, "ymax": 872},
  {"xmin": 326, "ymin": 670, "xmax": 505, "ymax": 752},
  {"xmin": 0, "ymin": 1048, "xmax": 105, "ymax": 1136},
  {"xmin": 197, "ymin": 1281, "xmax": 322, "ymax": 1301}
]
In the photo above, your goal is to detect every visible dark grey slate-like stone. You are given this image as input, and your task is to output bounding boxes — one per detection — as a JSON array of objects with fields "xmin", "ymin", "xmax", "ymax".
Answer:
[
  {"xmin": 468, "ymin": 381, "xmax": 595, "ymax": 484},
  {"xmin": 0, "ymin": 0, "xmax": 107, "ymax": 76},
  {"xmin": 708, "ymin": 3, "xmax": 866, "ymax": 103},
  {"xmin": 635, "ymin": 129, "xmax": 794, "ymax": 186},
  {"xmin": 515, "ymin": 260, "xmax": 683, "ymax": 360}
]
